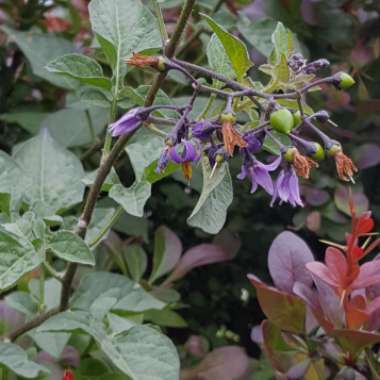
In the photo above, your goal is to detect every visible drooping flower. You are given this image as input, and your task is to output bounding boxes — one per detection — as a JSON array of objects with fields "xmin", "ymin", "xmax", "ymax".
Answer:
[
  {"xmin": 220, "ymin": 113, "xmax": 247, "ymax": 156},
  {"xmin": 331, "ymin": 149, "xmax": 358, "ymax": 182},
  {"xmin": 108, "ymin": 107, "xmax": 149, "ymax": 137},
  {"xmin": 237, "ymin": 155, "xmax": 281, "ymax": 195},
  {"xmin": 271, "ymin": 166, "xmax": 304, "ymax": 207},
  {"xmin": 191, "ymin": 119, "xmax": 220, "ymax": 141},
  {"xmin": 242, "ymin": 131, "xmax": 264, "ymax": 154},
  {"xmin": 126, "ymin": 53, "xmax": 164, "ymax": 70},
  {"xmin": 156, "ymin": 139, "xmax": 201, "ymax": 181},
  {"xmin": 286, "ymin": 147, "xmax": 318, "ymax": 179}
]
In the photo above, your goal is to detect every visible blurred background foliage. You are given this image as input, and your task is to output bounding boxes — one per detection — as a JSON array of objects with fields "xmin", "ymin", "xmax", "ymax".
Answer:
[{"xmin": 0, "ymin": 0, "xmax": 379, "ymax": 377}]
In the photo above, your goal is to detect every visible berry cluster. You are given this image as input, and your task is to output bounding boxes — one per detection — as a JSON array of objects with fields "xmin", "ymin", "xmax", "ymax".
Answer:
[{"xmin": 109, "ymin": 52, "xmax": 357, "ymax": 207}]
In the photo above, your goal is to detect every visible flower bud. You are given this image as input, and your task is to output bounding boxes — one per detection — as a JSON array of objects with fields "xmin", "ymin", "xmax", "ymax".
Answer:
[
  {"xmin": 310, "ymin": 142, "xmax": 325, "ymax": 161},
  {"xmin": 220, "ymin": 113, "xmax": 236, "ymax": 123},
  {"xmin": 334, "ymin": 72, "xmax": 355, "ymax": 89},
  {"xmin": 313, "ymin": 110, "xmax": 330, "ymax": 122},
  {"xmin": 126, "ymin": 53, "xmax": 166, "ymax": 71}
]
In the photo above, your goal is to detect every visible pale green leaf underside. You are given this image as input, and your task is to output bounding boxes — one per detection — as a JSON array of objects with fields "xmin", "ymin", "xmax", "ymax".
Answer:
[
  {"xmin": 46, "ymin": 53, "xmax": 112, "ymax": 90},
  {"xmin": 1, "ymin": 26, "xmax": 76, "ymax": 89},
  {"xmin": 49, "ymin": 230, "xmax": 95, "ymax": 265},
  {"xmin": 13, "ymin": 129, "xmax": 85, "ymax": 215},
  {"xmin": 0, "ymin": 342, "xmax": 48, "ymax": 378},
  {"xmin": 0, "ymin": 227, "xmax": 43, "ymax": 291},
  {"xmin": 38, "ymin": 311, "xmax": 180, "ymax": 380},
  {"xmin": 187, "ymin": 159, "xmax": 233, "ymax": 234},
  {"xmin": 109, "ymin": 181, "xmax": 151, "ymax": 217},
  {"xmin": 89, "ymin": 0, "xmax": 161, "ymax": 70}
]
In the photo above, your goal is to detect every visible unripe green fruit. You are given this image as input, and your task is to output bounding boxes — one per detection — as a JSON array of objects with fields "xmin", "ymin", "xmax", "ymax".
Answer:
[
  {"xmin": 339, "ymin": 72, "xmax": 355, "ymax": 89},
  {"xmin": 311, "ymin": 142, "xmax": 325, "ymax": 161},
  {"xmin": 293, "ymin": 111, "xmax": 302, "ymax": 126},
  {"xmin": 270, "ymin": 109, "xmax": 294, "ymax": 134},
  {"xmin": 327, "ymin": 143, "xmax": 342, "ymax": 157}
]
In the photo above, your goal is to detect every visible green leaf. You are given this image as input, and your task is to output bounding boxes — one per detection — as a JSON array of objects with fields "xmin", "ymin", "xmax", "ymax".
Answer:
[
  {"xmin": 13, "ymin": 129, "xmax": 85, "ymax": 215},
  {"xmin": 41, "ymin": 107, "xmax": 109, "ymax": 148},
  {"xmin": 86, "ymin": 206, "xmax": 119, "ymax": 247},
  {"xmin": 271, "ymin": 22, "xmax": 291, "ymax": 56},
  {"xmin": 207, "ymin": 34, "xmax": 235, "ymax": 87},
  {"xmin": 237, "ymin": 18, "xmax": 278, "ymax": 57},
  {"xmin": 0, "ymin": 227, "xmax": 43, "ymax": 291},
  {"xmin": 263, "ymin": 130, "xmax": 291, "ymax": 155},
  {"xmin": 0, "ymin": 111, "xmax": 49, "ymax": 135},
  {"xmin": 144, "ymin": 309, "xmax": 187, "ymax": 328},
  {"xmin": 88, "ymin": 0, "xmax": 161, "ymax": 72},
  {"xmin": 124, "ymin": 245, "xmax": 147, "ymax": 282},
  {"xmin": 38, "ymin": 311, "xmax": 180, "ymax": 380},
  {"xmin": 48, "ymin": 230, "xmax": 95, "ymax": 265},
  {"xmin": 126, "ymin": 129, "xmax": 165, "ymax": 181},
  {"xmin": 109, "ymin": 181, "xmax": 151, "ymax": 218},
  {"xmin": 29, "ymin": 330, "xmax": 70, "ymax": 359},
  {"xmin": 149, "ymin": 226, "xmax": 182, "ymax": 284},
  {"xmin": 187, "ymin": 159, "xmax": 233, "ymax": 234},
  {"xmin": 46, "ymin": 53, "xmax": 112, "ymax": 90},
  {"xmin": 1, "ymin": 26, "xmax": 76, "ymax": 89},
  {"xmin": 201, "ymin": 14, "xmax": 252, "ymax": 80},
  {"xmin": 0, "ymin": 342, "xmax": 48, "ymax": 378},
  {"xmin": 5, "ymin": 291, "xmax": 38, "ymax": 316},
  {"xmin": 72, "ymin": 272, "xmax": 165, "ymax": 313}
]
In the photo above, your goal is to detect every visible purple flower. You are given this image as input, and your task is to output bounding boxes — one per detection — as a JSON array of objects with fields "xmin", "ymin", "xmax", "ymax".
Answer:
[
  {"xmin": 156, "ymin": 139, "xmax": 200, "ymax": 173},
  {"xmin": 243, "ymin": 131, "xmax": 264, "ymax": 154},
  {"xmin": 204, "ymin": 144, "xmax": 226, "ymax": 167},
  {"xmin": 237, "ymin": 155, "xmax": 281, "ymax": 195},
  {"xmin": 109, "ymin": 107, "xmax": 148, "ymax": 137},
  {"xmin": 169, "ymin": 139, "xmax": 201, "ymax": 164},
  {"xmin": 271, "ymin": 166, "xmax": 304, "ymax": 207},
  {"xmin": 191, "ymin": 120, "xmax": 220, "ymax": 141}
]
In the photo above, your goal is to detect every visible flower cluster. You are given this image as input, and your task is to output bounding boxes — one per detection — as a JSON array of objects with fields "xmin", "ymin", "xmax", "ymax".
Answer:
[{"xmin": 109, "ymin": 52, "xmax": 357, "ymax": 208}]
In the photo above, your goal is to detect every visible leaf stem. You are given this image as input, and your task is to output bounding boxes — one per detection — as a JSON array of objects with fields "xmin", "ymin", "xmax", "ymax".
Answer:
[
  {"xmin": 89, "ymin": 206, "xmax": 124, "ymax": 249},
  {"xmin": 7, "ymin": 0, "xmax": 197, "ymax": 340},
  {"xmin": 152, "ymin": 0, "xmax": 169, "ymax": 48}
]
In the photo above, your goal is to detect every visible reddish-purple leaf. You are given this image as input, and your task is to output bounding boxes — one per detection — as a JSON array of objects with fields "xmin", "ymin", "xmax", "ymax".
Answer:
[
  {"xmin": 163, "ymin": 244, "xmax": 234, "ymax": 285},
  {"xmin": 250, "ymin": 325, "xmax": 263, "ymax": 345},
  {"xmin": 303, "ymin": 187, "xmax": 330, "ymax": 206},
  {"xmin": 212, "ymin": 229, "xmax": 241, "ymax": 259},
  {"xmin": 354, "ymin": 144, "xmax": 380, "ymax": 170},
  {"xmin": 268, "ymin": 231, "xmax": 314, "ymax": 294},
  {"xmin": 287, "ymin": 359, "xmax": 311, "ymax": 379},
  {"xmin": 334, "ymin": 187, "xmax": 369, "ymax": 216},
  {"xmin": 306, "ymin": 262, "xmax": 338, "ymax": 288},
  {"xmin": 248, "ymin": 274, "xmax": 306, "ymax": 334},
  {"xmin": 325, "ymin": 247, "xmax": 347, "ymax": 285},
  {"xmin": 181, "ymin": 346, "xmax": 251, "ymax": 380},
  {"xmin": 149, "ymin": 225, "xmax": 182, "ymax": 283},
  {"xmin": 353, "ymin": 261, "xmax": 380, "ymax": 289},
  {"xmin": 333, "ymin": 329, "xmax": 380, "ymax": 356},
  {"xmin": 314, "ymin": 277, "xmax": 344, "ymax": 329},
  {"xmin": 184, "ymin": 335, "xmax": 210, "ymax": 358}
]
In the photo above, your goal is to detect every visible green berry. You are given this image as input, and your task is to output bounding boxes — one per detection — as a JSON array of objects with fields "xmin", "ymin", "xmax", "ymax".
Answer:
[
  {"xmin": 270, "ymin": 109, "xmax": 294, "ymax": 134},
  {"xmin": 327, "ymin": 143, "xmax": 342, "ymax": 157},
  {"xmin": 339, "ymin": 72, "xmax": 355, "ymax": 89},
  {"xmin": 293, "ymin": 111, "xmax": 302, "ymax": 126},
  {"xmin": 311, "ymin": 143, "xmax": 325, "ymax": 161}
]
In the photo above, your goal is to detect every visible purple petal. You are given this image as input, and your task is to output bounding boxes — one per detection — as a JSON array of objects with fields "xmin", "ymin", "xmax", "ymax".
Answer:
[
  {"xmin": 156, "ymin": 148, "xmax": 170, "ymax": 172},
  {"xmin": 256, "ymin": 155, "xmax": 281, "ymax": 171},
  {"xmin": 288, "ymin": 170, "xmax": 304, "ymax": 207},
  {"xmin": 253, "ymin": 166, "xmax": 273, "ymax": 195},
  {"xmin": 237, "ymin": 165, "xmax": 248, "ymax": 180},
  {"xmin": 108, "ymin": 107, "xmax": 143, "ymax": 137}
]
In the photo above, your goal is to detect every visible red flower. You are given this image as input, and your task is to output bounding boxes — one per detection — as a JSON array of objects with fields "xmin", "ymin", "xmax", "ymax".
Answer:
[{"xmin": 62, "ymin": 369, "xmax": 74, "ymax": 380}]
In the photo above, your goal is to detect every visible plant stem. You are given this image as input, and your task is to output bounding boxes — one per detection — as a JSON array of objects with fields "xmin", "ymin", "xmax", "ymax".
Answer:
[
  {"xmin": 152, "ymin": 0, "xmax": 168, "ymax": 48},
  {"xmin": 38, "ymin": 265, "xmax": 45, "ymax": 312},
  {"xmin": 7, "ymin": 0, "xmax": 197, "ymax": 340},
  {"xmin": 89, "ymin": 206, "xmax": 124, "ymax": 248}
]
